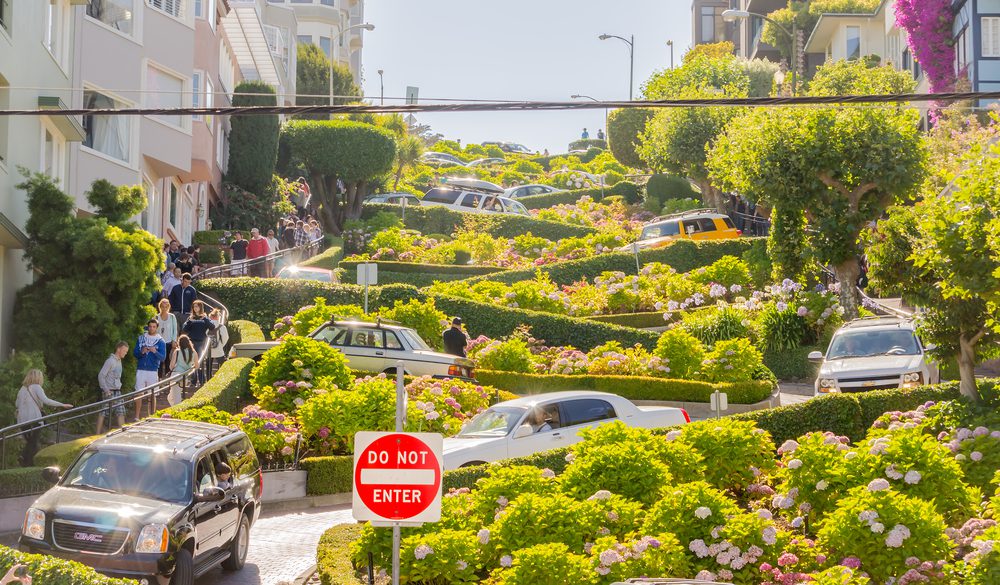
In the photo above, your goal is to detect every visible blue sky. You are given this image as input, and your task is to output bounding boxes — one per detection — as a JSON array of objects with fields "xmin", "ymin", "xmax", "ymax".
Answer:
[{"xmin": 361, "ymin": 0, "xmax": 693, "ymax": 153}]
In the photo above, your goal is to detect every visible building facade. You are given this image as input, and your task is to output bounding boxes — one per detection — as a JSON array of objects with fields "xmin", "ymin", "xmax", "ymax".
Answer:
[
  {"xmin": 953, "ymin": 0, "xmax": 1000, "ymax": 101},
  {"xmin": 273, "ymin": 0, "xmax": 367, "ymax": 83}
]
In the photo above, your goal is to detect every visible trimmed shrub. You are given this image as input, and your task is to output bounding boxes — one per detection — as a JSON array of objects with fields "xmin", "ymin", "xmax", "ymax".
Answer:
[
  {"xmin": 400, "ymin": 529, "xmax": 481, "ymax": 584},
  {"xmin": 250, "ymin": 337, "xmax": 352, "ymax": 411},
  {"xmin": 561, "ymin": 442, "xmax": 671, "ymax": 505},
  {"xmin": 641, "ymin": 481, "xmax": 741, "ymax": 545},
  {"xmin": 517, "ymin": 181, "xmax": 641, "ymax": 210},
  {"xmin": 678, "ymin": 306, "xmax": 750, "ymax": 346},
  {"xmin": 653, "ymin": 328, "xmax": 706, "ymax": 380},
  {"xmin": 226, "ymin": 81, "xmax": 279, "ymax": 195},
  {"xmin": 607, "ymin": 107, "xmax": 654, "ymax": 169},
  {"xmin": 34, "ymin": 435, "xmax": 101, "ymax": 471},
  {"xmin": 474, "ymin": 370, "xmax": 774, "ymax": 404},
  {"xmin": 226, "ymin": 320, "xmax": 265, "ymax": 348},
  {"xmin": 300, "ymin": 239, "xmax": 344, "ymax": 271},
  {"xmin": 316, "ymin": 524, "xmax": 365, "ymax": 585},
  {"xmin": 583, "ymin": 312, "xmax": 668, "ymax": 329},
  {"xmin": 379, "ymin": 297, "xmax": 449, "ymax": 352},
  {"xmin": 568, "ymin": 138, "xmax": 607, "ymax": 151},
  {"xmin": 0, "ymin": 545, "xmax": 137, "ymax": 585},
  {"xmin": 674, "ymin": 419, "xmax": 775, "ymax": 492},
  {"xmin": 361, "ymin": 203, "xmax": 597, "ymax": 240},
  {"xmin": 700, "ymin": 338, "xmax": 767, "ymax": 384},
  {"xmin": 338, "ymin": 260, "xmax": 505, "ymax": 276},
  {"xmin": 162, "ymin": 357, "xmax": 254, "ymax": 415},
  {"xmin": 763, "ymin": 345, "xmax": 819, "ymax": 382},
  {"xmin": 0, "ymin": 467, "xmax": 50, "ymax": 498},
  {"xmin": 646, "ymin": 174, "xmax": 698, "ymax": 205},
  {"xmin": 493, "ymin": 542, "xmax": 594, "ymax": 585},
  {"xmin": 470, "ymin": 465, "xmax": 560, "ymax": 524},
  {"xmin": 300, "ymin": 455, "xmax": 354, "ymax": 495}
]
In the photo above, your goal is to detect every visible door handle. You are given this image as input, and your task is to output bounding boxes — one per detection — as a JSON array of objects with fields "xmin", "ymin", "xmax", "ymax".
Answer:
[
  {"xmin": 552, "ymin": 433, "xmax": 562, "ymax": 440},
  {"xmin": 375, "ymin": 351, "xmax": 384, "ymax": 356}
]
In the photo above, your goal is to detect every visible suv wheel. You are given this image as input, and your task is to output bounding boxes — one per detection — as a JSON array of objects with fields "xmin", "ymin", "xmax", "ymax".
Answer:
[
  {"xmin": 222, "ymin": 514, "xmax": 250, "ymax": 571},
  {"xmin": 170, "ymin": 548, "xmax": 193, "ymax": 585}
]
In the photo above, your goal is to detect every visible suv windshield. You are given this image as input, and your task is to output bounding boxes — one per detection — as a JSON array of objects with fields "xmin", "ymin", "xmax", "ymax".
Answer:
[
  {"xmin": 63, "ymin": 450, "xmax": 192, "ymax": 503},
  {"xmin": 641, "ymin": 222, "xmax": 680, "ymax": 240},
  {"xmin": 457, "ymin": 406, "xmax": 527, "ymax": 437},
  {"xmin": 827, "ymin": 329, "xmax": 921, "ymax": 359}
]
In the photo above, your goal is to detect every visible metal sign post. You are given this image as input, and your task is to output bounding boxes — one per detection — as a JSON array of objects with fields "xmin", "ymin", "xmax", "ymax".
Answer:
[
  {"xmin": 400, "ymin": 194, "xmax": 408, "ymax": 222},
  {"xmin": 630, "ymin": 241, "xmax": 641, "ymax": 275},
  {"xmin": 710, "ymin": 390, "xmax": 728, "ymax": 419},
  {"xmin": 356, "ymin": 263, "xmax": 378, "ymax": 314},
  {"xmin": 392, "ymin": 363, "xmax": 405, "ymax": 585}
]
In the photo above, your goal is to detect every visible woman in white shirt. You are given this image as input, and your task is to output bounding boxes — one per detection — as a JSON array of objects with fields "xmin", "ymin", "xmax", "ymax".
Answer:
[
  {"xmin": 155, "ymin": 298, "xmax": 178, "ymax": 378},
  {"xmin": 15, "ymin": 369, "xmax": 71, "ymax": 466}
]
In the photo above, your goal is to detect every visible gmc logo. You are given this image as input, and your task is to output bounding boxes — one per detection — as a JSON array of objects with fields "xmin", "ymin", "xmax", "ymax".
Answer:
[{"xmin": 73, "ymin": 532, "xmax": 104, "ymax": 543}]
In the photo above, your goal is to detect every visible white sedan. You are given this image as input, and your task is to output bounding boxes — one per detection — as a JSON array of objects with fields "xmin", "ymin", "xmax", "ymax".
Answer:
[{"xmin": 442, "ymin": 391, "xmax": 689, "ymax": 469}]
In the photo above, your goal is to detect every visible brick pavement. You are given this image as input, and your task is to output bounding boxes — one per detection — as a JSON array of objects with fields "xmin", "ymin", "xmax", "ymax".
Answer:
[{"xmin": 200, "ymin": 505, "xmax": 354, "ymax": 585}]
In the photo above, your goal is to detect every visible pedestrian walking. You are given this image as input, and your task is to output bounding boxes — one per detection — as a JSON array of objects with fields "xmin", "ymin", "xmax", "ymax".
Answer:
[
  {"xmin": 161, "ymin": 265, "xmax": 181, "ymax": 300},
  {"xmin": 208, "ymin": 308, "xmax": 230, "ymax": 367},
  {"xmin": 167, "ymin": 335, "xmax": 199, "ymax": 405},
  {"xmin": 266, "ymin": 229, "xmax": 281, "ymax": 276},
  {"xmin": 246, "ymin": 228, "xmax": 271, "ymax": 278},
  {"xmin": 134, "ymin": 319, "xmax": 166, "ymax": 418},
  {"xmin": 96, "ymin": 342, "xmax": 128, "ymax": 434},
  {"xmin": 15, "ymin": 369, "xmax": 71, "ymax": 466},
  {"xmin": 155, "ymin": 298, "xmax": 178, "ymax": 378},
  {"xmin": 229, "ymin": 231, "xmax": 249, "ymax": 276},
  {"xmin": 182, "ymin": 300, "xmax": 216, "ymax": 384},
  {"xmin": 281, "ymin": 220, "xmax": 296, "ymax": 250},
  {"xmin": 442, "ymin": 317, "xmax": 469, "ymax": 358},
  {"xmin": 168, "ymin": 273, "xmax": 197, "ymax": 322},
  {"xmin": 166, "ymin": 240, "xmax": 182, "ymax": 265}
]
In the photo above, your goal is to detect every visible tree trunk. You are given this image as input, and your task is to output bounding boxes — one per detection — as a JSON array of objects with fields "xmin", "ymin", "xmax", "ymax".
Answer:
[
  {"xmin": 958, "ymin": 335, "xmax": 980, "ymax": 402},
  {"xmin": 833, "ymin": 257, "xmax": 861, "ymax": 319},
  {"xmin": 694, "ymin": 180, "xmax": 725, "ymax": 212},
  {"xmin": 393, "ymin": 162, "xmax": 404, "ymax": 190}
]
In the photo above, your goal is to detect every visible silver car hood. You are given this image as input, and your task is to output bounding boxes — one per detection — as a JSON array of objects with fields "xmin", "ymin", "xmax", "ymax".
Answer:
[{"xmin": 820, "ymin": 355, "xmax": 924, "ymax": 377}]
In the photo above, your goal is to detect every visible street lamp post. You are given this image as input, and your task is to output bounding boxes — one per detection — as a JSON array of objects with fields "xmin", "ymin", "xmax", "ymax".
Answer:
[
  {"xmin": 722, "ymin": 9, "xmax": 797, "ymax": 95},
  {"xmin": 377, "ymin": 69, "xmax": 384, "ymax": 105},
  {"xmin": 571, "ymin": 93, "xmax": 608, "ymax": 141},
  {"xmin": 666, "ymin": 40, "xmax": 674, "ymax": 70},
  {"xmin": 598, "ymin": 33, "xmax": 635, "ymax": 101},
  {"xmin": 329, "ymin": 22, "xmax": 375, "ymax": 106}
]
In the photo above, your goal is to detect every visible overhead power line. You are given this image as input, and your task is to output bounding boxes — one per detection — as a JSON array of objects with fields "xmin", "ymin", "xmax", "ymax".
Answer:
[{"xmin": 0, "ymin": 91, "xmax": 995, "ymax": 117}]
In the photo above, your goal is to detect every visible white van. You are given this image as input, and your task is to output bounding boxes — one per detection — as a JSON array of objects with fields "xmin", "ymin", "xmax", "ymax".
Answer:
[{"xmin": 421, "ymin": 187, "xmax": 531, "ymax": 216}]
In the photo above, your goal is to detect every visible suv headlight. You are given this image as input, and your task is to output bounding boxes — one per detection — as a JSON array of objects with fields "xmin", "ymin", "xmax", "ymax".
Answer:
[
  {"xmin": 818, "ymin": 379, "xmax": 838, "ymax": 392},
  {"xmin": 902, "ymin": 372, "xmax": 923, "ymax": 386},
  {"xmin": 22, "ymin": 508, "xmax": 45, "ymax": 540},
  {"xmin": 135, "ymin": 524, "xmax": 169, "ymax": 553}
]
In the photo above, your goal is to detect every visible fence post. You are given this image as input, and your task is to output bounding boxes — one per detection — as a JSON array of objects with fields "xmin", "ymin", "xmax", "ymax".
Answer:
[{"xmin": 55, "ymin": 418, "xmax": 62, "ymax": 444}]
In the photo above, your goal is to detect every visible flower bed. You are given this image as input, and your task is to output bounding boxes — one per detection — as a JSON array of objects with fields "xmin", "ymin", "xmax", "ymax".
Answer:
[
  {"xmin": 0, "ymin": 545, "xmax": 136, "ymax": 585},
  {"xmin": 342, "ymin": 391, "xmax": 999, "ymax": 584},
  {"xmin": 361, "ymin": 203, "xmax": 598, "ymax": 241}
]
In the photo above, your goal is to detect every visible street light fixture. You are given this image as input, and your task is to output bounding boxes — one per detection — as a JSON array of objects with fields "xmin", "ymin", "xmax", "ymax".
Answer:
[
  {"xmin": 666, "ymin": 39, "xmax": 674, "ymax": 70},
  {"xmin": 329, "ymin": 23, "xmax": 375, "ymax": 106},
  {"xmin": 377, "ymin": 69, "xmax": 384, "ymax": 106},
  {"xmin": 722, "ymin": 9, "xmax": 797, "ymax": 95},
  {"xmin": 598, "ymin": 33, "xmax": 635, "ymax": 101}
]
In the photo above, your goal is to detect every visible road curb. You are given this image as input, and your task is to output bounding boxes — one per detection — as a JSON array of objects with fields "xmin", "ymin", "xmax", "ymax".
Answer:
[
  {"xmin": 262, "ymin": 492, "xmax": 351, "ymax": 516},
  {"xmin": 633, "ymin": 384, "xmax": 782, "ymax": 418}
]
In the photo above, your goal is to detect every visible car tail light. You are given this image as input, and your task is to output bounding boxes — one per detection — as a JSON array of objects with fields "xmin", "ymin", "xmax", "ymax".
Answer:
[
  {"xmin": 448, "ymin": 365, "xmax": 462, "ymax": 377},
  {"xmin": 467, "ymin": 367, "xmax": 475, "ymax": 380},
  {"xmin": 681, "ymin": 409, "xmax": 691, "ymax": 423},
  {"xmin": 736, "ymin": 230, "xmax": 743, "ymax": 236}
]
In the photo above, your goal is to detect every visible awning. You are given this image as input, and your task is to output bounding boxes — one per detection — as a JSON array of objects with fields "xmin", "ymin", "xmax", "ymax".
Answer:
[
  {"xmin": 37, "ymin": 96, "xmax": 86, "ymax": 142},
  {"xmin": 221, "ymin": 5, "xmax": 281, "ymax": 90}
]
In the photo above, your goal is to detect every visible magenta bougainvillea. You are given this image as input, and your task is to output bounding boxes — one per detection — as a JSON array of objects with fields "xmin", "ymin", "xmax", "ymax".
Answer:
[{"xmin": 894, "ymin": 0, "xmax": 957, "ymax": 93}]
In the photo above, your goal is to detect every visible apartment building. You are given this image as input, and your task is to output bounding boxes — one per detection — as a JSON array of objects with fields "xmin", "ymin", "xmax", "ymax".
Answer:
[
  {"xmin": 0, "ymin": 0, "xmax": 84, "ymax": 356},
  {"xmin": 953, "ymin": 0, "xmax": 1000, "ymax": 103},
  {"xmin": 692, "ymin": 0, "xmax": 739, "ymax": 50},
  {"xmin": 274, "ymin": 0, "xmax": 367, "ymax": 83}
]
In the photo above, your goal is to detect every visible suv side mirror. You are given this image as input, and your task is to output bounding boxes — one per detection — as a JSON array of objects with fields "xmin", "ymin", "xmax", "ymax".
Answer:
[
  {"xmin": 194, "ymin": 486, "xmax": 226, "ymax": 503},
  {"xmin": 924, "ymin": 343, "xmax": 937, "ymax": 352},
  {"xmin": 807, "ymin": 351, "xmax": 824, "ymax": 362},
  {"xmin": 42, "ymin": 466, "xmax": 61, "ymax": 484},
  {"xmin": 513, "ymin": 425, "xmax": 533, "ymax": 439}
]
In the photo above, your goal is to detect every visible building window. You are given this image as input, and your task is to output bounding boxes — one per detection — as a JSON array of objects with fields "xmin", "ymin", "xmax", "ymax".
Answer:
[
  {"xmin": 191, "ymin": 71, "xmax": 202, "ymax": 121},
  {"xmin": 204, "ymin": 76, "xmax": 214, "ymax": 128},
  {"xmin": 194, "ymin": 0, "xmax": 215, "ymax": 29},
  {"xmin": 83, "ymin": 90, "xmax": 131, "ymax": 163},
  {"xmin": 146, "ymin": 64, "xmax": 187, "ymax": 128},
  {"xmin": 0, "ymin": 78, "xmax": 8, "ymax": 166},
  {"xmin": 297, "ymin": 34, "xmax": 311, "ymax": 46},
  {"xmin": 141, "ymin": 177, "xmax": 157, "ymax": 230},
  {"xmin": 700, "ymin": 6, "xmax": 724, "ymax": 44},
  {"xmin": 983, "ymin": 17, "xmax": 1000, "ymax": 57},
  {"xmin": 0, "ymin": 0, "xmax": 9, "ymax": 33},
  {"xmin": 87, "ymin": 0, "xmax": 135, "ymax": 35},
  {"xmin": 45, "ymin": 0, "xmax": 71, "ymax": 67},
  {"xmin": 169, "ymin": 181, "xmax": 178, "ymax": 227},
  {"xmin": 219, "ymin": 42, "xmax": 235, "ymax": 95},
  {"xmin": 41, "ymin": 123, "xmax": 66, "ymax": 185},
  {"xmin": 846, "ymin": 26, "xmax": 861, "ymax": 61},
  {"xmin": 902, "ymin": 47, "xmax": 911, "ymax": 71},
  {"xmin": 955, "ymin": 26, "xmax": 969, "ymax": 72},
  {"xmin": 319, "ymin": 36, "xmax": 332, "ymax": 58},
  {"xmin": 147, "ymin": 0, "xmax": 183, "ymax": 19},
  {"xmin": 321, "ymin": 0, "xmax": 333, "ymax": 5}
]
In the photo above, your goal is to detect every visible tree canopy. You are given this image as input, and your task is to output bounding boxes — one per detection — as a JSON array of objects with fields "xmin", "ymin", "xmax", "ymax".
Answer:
[
  {"xmin": 14, "ymin": 174, "xmax": 161, "ymax": 387},
  {"xmin": 295, "ymin": 43, "xmax": 360, "ymax": 119},
  {"xmin": 226, "ymin": 80, "xmax": 280, "ymax": 196},
  {"xmin": 281, "ymin": 120, "xmax": 397, "ymax": 233},
  {"xmin": 606, "ymin": 107, "xmax": 654, "ymax": 169}
]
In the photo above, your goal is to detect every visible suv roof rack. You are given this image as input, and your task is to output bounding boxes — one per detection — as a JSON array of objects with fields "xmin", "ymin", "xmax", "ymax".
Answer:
[
  {"xmin": 649, "ymin": 208, "xmax": 720, "ymax": 223},
  {"xmin": 843, "ymin": 315, "xmax": 910, "ymax": 328}
]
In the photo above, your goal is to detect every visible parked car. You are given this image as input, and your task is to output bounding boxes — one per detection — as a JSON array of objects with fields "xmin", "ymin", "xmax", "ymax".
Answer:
[
  {"xmin": 810, "ymin": 317, "xmax": 939, "ymax": 395},
  {"xmin": 230, "ymin": 319, "xmax": 476, "ymax": 379},
  {"xmin": 441, "ymin": 177, "xmax": 504, "ymax": 193},
  {"xmin": 619, "ymin": 210, "xmax": 741, "ymax": 251},
  {"xmin": 420, "ymin": 152, "xmax": 465, "ymax": 166},
  {"xmin": 482, "ymin": 141, "xmax": 533, "ymax": 154},
  {"xmin": 503, "ymin": 184, "xmax": 564, "ymax": 199},
  {"xmin": 421, "ymin": 187, "xmax": 531, "ymax": 216},
  {"xmin": 442, "ymin": 391, "xmax": 689, "ymax": 469},
  {"xmin": 275, "ymin": 265, "xmax": 337, "ymax": 283},
  {"xmin": 466, "ymin": 157, "xmax": 506, "ymax": 168},
  {"xmin": 20, "ymin": 418, "xmax": 262, "ymax": 585},
  {"xmin": 365, "ymin": 193, "xmax": 421, "ymax": 206}
]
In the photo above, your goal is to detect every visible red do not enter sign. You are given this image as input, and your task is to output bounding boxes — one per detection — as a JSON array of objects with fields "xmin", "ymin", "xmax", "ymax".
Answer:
[{"xmin": 352, "ymin": 432, "xmax": 443, "ymax": 523}]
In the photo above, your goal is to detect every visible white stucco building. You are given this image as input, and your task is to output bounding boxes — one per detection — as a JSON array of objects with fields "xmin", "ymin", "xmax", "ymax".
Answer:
[{"xmin": 273, "ymin": 0, "xmax": 367, "ymax": 83}]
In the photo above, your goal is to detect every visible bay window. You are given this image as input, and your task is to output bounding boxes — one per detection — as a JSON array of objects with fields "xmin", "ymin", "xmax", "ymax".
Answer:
[
  {"xmin": 145, "ymin": 64, "xmax": 187, "ymax": 129},
  {"xmin": 86, "ymin": 0, "xmax": 135, "ymax": 36},
  {"xmin": 83, "ymin": 89, "xmax": 132, "ymax": 163}
]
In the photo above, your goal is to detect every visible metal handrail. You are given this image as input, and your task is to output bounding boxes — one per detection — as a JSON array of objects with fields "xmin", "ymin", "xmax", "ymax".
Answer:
[
  {"xmin": 194, "ymin": 236, "xmax": 323, "ymax": 281},
  {"xmin": 0, "ymin": 290, "xmax": 228, "ymax": 470}
]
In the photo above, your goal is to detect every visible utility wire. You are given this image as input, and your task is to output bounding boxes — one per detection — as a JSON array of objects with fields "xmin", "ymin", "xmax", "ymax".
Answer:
[{"xmin": 0, "ymin": 91, "xmax": 997, "ymax": 117}]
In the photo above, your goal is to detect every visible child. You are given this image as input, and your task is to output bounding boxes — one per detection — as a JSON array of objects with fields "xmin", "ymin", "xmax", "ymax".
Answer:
[{"xmin": 215, "ymin": 462, "xmax": 232, "ymax": 490}]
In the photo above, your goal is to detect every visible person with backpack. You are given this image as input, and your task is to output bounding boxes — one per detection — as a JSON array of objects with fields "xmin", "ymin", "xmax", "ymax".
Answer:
[
  {"xmin": 16, "ymin": 369, "xmax": 71, "ymax": 466},
  {"xmin": 167, "ymin": 335, "xmax": 199, "ymax": 405}
]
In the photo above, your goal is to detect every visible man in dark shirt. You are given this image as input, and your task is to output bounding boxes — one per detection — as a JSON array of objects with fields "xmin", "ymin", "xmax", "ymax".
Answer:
[
  {"xmin": 229, "ymin": 231, "xmax": 249, "ymax": 275},
  {"xmin": 442, "ymin": 317, "xmax": 469, "ymax": 357},
  {"xmin": 168, "ymin": 274, "xmax": 197, "ymax": 321}
]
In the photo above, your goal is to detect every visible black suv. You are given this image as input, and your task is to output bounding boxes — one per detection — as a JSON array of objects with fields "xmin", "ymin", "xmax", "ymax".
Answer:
[{"xmin": 19, "ymin": 418, "xmax": 262, "ymax": 585}]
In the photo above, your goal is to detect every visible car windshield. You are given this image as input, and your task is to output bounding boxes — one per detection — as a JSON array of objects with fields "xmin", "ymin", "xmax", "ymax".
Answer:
[
  {"xmin": 827, "ymin": 329, "xmax": 921, "ymax": 359},
  {"xmin": 63, "ymin": 450, "xmax": 192, "ymax": 503},
  {"xmin": 457, "ymin": 406, "xmax": 527, "ymax": 437},
  {"xmin": 398, "ymin": 328, "xmax": 431, "ymax": 350},
  {"xmin": 641, "ymin": 222, "xmax": 680, "ymax": 240}
]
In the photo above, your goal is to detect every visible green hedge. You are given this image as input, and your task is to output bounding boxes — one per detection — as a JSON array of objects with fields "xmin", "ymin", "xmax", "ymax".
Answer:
[
  {"xmin": 460, "ymin": 238, "xmax": 764, "ymax": 286},
  {"xmin": 584, "ymin": 312, "xmax": 666, "ymax": 329},
  {"xmin": 0, "ymin": 545, "xmax": 138, "ymax": 584},
  {"xmin": 193, "ymin": 230, "xmax": 229, "ymax": 246},
  {"xmin": 763, "ymin": 345, "xmax": 821, "ymax": 381},
  {"xmin": 161, "ymin": 357, "xmax": 255, "ymax": 415},
  {"xmin": 300, "ymin": 238, "xmax": 345, "ymax": 271},
  {"xmin": 316, "ymin": 524, "xmax": 365, "ymax": 585},
  {"xmin": 568, "ymin": 138, "xmax": 607, "ymax": 151},
  {"xmin": 227, "ymin": 319, "xmax": 266, "ymax": 348},
  {"xmin": 340, "ymin": 269, "xmax": 479, "ymax": 288},
  {"xmin": 300, "ymin": 455, "xmax": 354, "ymax": 495},
  {"xmin": 0, "ymin": 467, "xmax": 50, "ymax": 498},
  {"xmin": 432, "ymin": 294, "xmax": 660, "ymax": 352},
  {"xmin": 339, "ymin": 260, "xmax": 506, "ymax": 276},
  {"xmin": 361, "ymin": 203, "xmax": 596, "ymax": 240},
  {"xmin": 476, "ymin": 370, "xmax": 774, "ymax": 404},
  {"xmin": 518, "ymin": 181, "xmax": 639, "ymax": 210},
  {"xmin": 35, "ymin": 436, "xmax": 100, "ymax": 471}
]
